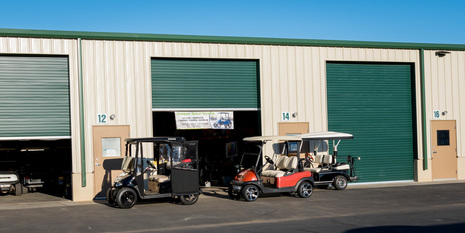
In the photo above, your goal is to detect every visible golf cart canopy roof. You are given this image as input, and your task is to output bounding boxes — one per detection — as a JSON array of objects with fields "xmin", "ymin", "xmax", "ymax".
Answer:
[
  {"xmin": 243, "ymin": 136, "xmax": 302, "ymax": 142},
  {"xmin": 125, "ymin": 137, "xmax": 186, "ymax": 143},
  {"xmin": 297, "ymin": 131, "xmax": 354, "ymax": 140}
]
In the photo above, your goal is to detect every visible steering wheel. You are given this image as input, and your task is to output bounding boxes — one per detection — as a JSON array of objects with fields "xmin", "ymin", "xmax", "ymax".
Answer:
[
  {"xmin": 305, "ymin": 153, "xmax": 315, "ymax": 163},
  {"xmin": 264, "ymin": 155, "xmax": 274, "ymax": 165}
]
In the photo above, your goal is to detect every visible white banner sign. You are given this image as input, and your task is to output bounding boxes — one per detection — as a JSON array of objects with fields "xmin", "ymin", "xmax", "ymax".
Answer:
[{"xmin": 175, "ymin": 112, "xmax": 234, "ymax": 130}]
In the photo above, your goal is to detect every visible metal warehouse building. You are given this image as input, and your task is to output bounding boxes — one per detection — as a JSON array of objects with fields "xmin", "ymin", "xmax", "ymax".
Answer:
[{"xmin": 0, "ymin": 28, "xmax": 464, "ymax": 201}]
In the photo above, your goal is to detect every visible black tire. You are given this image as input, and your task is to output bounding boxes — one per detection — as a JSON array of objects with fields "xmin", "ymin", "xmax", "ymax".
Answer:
[
  {"xmin": 228, "ymin": 185, "xmax": 240, "ymax": 200},
  {"xmin": 14, "ymin": 183, "xmax": 21, "ymax": 196},
  {"xmin": 297, "ymin": 181, "xmax": 313, "ymax": 198},
  {"xmin": 116, "ymin": 188, "xmax": 137, "ymax": 209},
  {"xmin": 241, "ymin": 185, "xmax": 259, "ymax": 202},
  {"xmin": 106, "ymin": 188, "xmax": 116, "ymax": 206},
  {"xmin": 333, "ymin": 175, "xmax": 348, "ymax": 190},
  {"xmin": 179, "ymin": 194, "xmax": 199, "ymax": 205}
]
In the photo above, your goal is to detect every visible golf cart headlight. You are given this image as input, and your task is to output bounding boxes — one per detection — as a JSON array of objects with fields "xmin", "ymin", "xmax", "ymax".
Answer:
[{"xmin": 114, "ymin": 181, "xmax": 123, "ymax": 187}]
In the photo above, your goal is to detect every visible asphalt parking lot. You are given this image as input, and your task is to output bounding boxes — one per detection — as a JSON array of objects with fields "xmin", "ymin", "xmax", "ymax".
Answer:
[{"xmin": 1, "ymin": 180, "xmax": 465, "ymax": 233}]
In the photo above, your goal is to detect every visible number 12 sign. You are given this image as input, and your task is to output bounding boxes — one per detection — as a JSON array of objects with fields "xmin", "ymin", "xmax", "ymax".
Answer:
[{"xmin": 98, "ymin": 113, "xmax": 108, "ymax": 123}]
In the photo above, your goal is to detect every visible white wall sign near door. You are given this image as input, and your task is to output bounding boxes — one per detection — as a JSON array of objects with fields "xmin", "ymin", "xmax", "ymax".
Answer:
[
  {"xmin": 282, "ymin": 112, "xmax": 290, "ymax": 121},
  {"xmin": 98, "ymin": 113, "xmax": 108, "ymax": 123}
]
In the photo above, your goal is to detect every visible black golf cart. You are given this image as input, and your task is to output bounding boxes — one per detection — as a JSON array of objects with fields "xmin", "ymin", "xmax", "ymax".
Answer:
[
  {"xmin": 228, "ymin": 136, "xmax": 314, "ymax": 202},
  {"xmin": 107, "ymin": 137, "xmax": 200, "ymax": 208},
  {"xmin": 297, "ymin": 131, "xmax": 360, "ymax": 190}
]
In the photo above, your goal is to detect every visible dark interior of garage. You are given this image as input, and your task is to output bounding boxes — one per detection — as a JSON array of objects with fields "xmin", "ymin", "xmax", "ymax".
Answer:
[
  {"xmin": 153, "ymin": 111, "xmax": 260, "ymax": 186},
  {"xmin": 0, "ymin": 139, "xmax": 72, "ymax": 199}
]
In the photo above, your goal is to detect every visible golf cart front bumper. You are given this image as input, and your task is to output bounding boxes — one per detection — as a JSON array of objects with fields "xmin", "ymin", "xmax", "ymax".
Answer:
[{"xmin": 230, "ymin": 180, "xmax": 244, "ymax": 192}]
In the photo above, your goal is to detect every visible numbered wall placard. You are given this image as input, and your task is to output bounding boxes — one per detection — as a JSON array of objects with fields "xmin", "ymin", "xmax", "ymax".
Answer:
[
  {"xmin": 281, "ymin": 112, "xmax": 290, "ymax": 121},
  {"xmin": 97, "ymin": 113, "xmax": 108, "ymax": 124}
]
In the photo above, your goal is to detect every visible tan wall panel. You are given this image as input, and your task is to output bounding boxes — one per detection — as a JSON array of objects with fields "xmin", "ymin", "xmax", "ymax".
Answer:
[{"xmin": 424, "ymin": 50, "xmax": 465, "ymax": 164}]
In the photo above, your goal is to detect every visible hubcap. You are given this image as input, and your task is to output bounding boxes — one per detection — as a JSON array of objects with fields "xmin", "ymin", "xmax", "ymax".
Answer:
[
  {"xmin": 245, "ymin": 187, "xmax": 258, "ymax": 200},
  {"xmin": 122, "ymin": 192, "xmax": 134, "ymax": 205},
  {"xmin": 301, "ymin": 183, "xmax": 312, "ymax": 197},
  {"xmin": 185, "ymin": 194, "xmax": 196, "ymax": 201},
  {"xmin": 338, "ymin": 178, "xmax": 347, "ymax": 188}
]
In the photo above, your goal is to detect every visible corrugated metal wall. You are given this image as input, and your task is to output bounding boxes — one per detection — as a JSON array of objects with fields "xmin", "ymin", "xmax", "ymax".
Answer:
[
  {"xmin": 6, "ymin": 36, "xmax": 465, "ymax": 182},
  {"xmin": 424, "ymin": 50, "xmax": 465, "ymax": 160},
  {"xmin": 81, "ymin": 40, "xmax": 424, "ymax": 166}
]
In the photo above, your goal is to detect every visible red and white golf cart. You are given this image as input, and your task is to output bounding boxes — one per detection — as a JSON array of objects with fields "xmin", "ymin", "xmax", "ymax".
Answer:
[{"xmin": 228, "ymin": 136, "xmax": 314, "ymax": 202}]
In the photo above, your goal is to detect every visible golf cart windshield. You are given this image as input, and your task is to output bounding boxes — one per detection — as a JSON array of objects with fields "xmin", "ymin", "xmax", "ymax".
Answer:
[{"xmin": 240, "ymin": 142, "xmax": 262, "ymax": 169}]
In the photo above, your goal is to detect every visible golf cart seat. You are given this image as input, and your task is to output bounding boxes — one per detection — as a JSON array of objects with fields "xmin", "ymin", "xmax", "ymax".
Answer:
[
  {"xmin": 149, "ymin": 160, "xmax": 180, "ymax": 183},
  {"xmin": 303, "ymin": 154, "xmax": 333, "ymax": 173},
  {"xmin": 261, "ymin": 156, "xmax": 298, "ymax": 177},
  {"xmin": 148, "ymin": 175, "xmax": 170, "ymax": 183},
  {"xmin": 333, "ymin": 163, "xmax": 350, "ymax": 170}
]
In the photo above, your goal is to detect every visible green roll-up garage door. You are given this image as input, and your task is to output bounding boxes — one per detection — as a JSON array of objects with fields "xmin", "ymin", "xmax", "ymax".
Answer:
[
  {"xmin": 327, "ymin": 62, "xmax": 415, "ymax": 182},
  {"xmin": 151, "ymin": 59, "xmax": 259, "ymax": 109},
  {"xmin": 0, "ymin": 56, "xmax": 70, "ymax": 139}
]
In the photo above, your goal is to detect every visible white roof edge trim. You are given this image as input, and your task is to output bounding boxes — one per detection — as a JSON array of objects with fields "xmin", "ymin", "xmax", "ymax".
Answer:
[
  {"xmin": 297, "ymin": 131, "xmax": 354, "ymax": 140},
  {"xmin": 0, "ymin": 136, "xmax": 71, "ymax": 141},
  {"xmin": 243, "ymin": 136, "xmax": 302, "ymax": 142}
]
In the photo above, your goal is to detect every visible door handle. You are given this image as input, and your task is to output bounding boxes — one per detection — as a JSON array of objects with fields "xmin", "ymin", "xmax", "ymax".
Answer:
[
  {"xmin": 95, "ymin": 163, "xmax": 101, "ymax": 166},
  {"xmin": 433, "ymin": 151, "xmax": 437, "ymax": 154}
]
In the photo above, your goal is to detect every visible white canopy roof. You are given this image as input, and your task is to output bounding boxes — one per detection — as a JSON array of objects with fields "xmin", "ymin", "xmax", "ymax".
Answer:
[
  {"xmin": 243, "ymin": 136, "xmax": 302, "ymax": 142},
  {"xmin": 297, "ymin": 131, "xmax": 353, "ymax": 140}
]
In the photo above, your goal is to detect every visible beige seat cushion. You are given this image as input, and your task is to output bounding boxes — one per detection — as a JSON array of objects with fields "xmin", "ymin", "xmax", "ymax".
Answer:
[
  {"xmin": 303, "ymin": 167, "xmax": 322, "ymax": 173},
  {"xmin": 286, "ymin": 156, "xmax": 298, "ymax": 170},
  {"xmin": 149, "ymin": 175, "xmax": 170, "ymax": 183},
  {"xmin": 262, "ymin": 170, "xmax": 286, "ymax": 177},
  {"xmin": 261, "ymin": 156, "xmax": 298, "ymax": 178},
  {"xmin": 333, "ymin": 164, "xmax": 350, "ymax": 170}
]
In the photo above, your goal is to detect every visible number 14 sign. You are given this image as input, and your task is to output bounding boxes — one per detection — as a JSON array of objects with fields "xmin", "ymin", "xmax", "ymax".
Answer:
[{"xmin": 282, "ymin": 112, "xmax": 290, "ymax": 121}]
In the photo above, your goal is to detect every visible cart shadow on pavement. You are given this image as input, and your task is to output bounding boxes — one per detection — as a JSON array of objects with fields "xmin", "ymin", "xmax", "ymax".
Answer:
[
  {"xmin": 199, "ymin": 186, "xmax": 304, "ymax": 200},
  {"xmin": 200, "ymin": 186, "xmax": 232, "ymax": 200},
  {"xmin": 92, "ymin": 196, "xmax": 178, "ymax": 208},
  {"xmin": 344, "ymin": 223, "xmax": 465, "ymax": 233}
]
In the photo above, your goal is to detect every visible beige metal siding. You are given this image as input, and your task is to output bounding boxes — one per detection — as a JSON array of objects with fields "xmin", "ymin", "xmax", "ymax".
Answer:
[
  {"xmin": 424, "ymin": 50, "xmax": 465, "ymax": 159},
  {"xmin": 0, "ymin": 37, "xmax": 82, "ymax": 173},
  {"xmin": 81, "ymin": 40, "xmax": 154, "ymax": 172},
  {"xmin": 0, "ymin": 37, "xmax": 428, "ymax": 175},
  {"xmin": 81, "ymin": 41, "xmax": 424, "ymax": 167}
]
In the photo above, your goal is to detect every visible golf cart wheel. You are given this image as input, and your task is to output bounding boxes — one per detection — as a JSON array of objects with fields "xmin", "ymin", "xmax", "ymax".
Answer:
[
  {"xmin": 106, "ymin": 188, "xmax": 116, "ymax": 206},
  {"xmin": 297, "ymin": 181, "xmax": 313, "ymax": 198},
  {"xmin": 14, "ymin": 183, "xmax": 22, "ymax": 196},
  {"xmin": 179, "ymin": 194, "xmax": 199, "ymax": 205},
  {"xmin": 116, "ymin": 187, "xmax": 137, "ymax": 209},
  {"xmin": 228, "ymin": 185, "xmax": 240, "ymax": 200},
  {"xmin": 241, "ymin": 185, "xmax": 259, "ymax": 202},
  {"xmin": 333, "ymin": 175, "xmax": 348, "ymax": 190}
]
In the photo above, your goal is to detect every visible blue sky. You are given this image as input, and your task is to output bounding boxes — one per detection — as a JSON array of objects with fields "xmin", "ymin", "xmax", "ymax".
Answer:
[{"xmin": 2, "ymin": 0, "xmax": 465, "ymax": 44}]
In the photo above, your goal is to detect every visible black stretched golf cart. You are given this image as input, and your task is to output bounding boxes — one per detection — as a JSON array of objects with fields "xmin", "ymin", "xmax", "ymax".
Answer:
[
  {"xmin": 297, "ymin": 131, "xmax": 360, "ymax": 190},
  {"xmin": 106, "ymin": 137, "xmax": 200, "ymax": 208}
]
